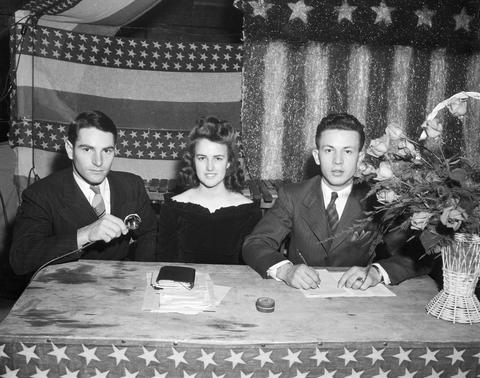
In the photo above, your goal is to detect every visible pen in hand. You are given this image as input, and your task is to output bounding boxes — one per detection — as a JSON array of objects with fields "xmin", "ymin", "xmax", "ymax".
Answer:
[{"xmin": 296, "ymin": 249, "xmax": 308, "ymax": 265}]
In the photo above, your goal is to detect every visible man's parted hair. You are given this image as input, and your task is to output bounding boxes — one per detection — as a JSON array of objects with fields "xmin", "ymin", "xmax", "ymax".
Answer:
[
  {"xmin": 179, "ymin": 116, "xmax": 245, "ymax": 191},
  {"xmin": 315, "ymin": 113, "xmax": 365, "ymax": 150},
  {"xmin": 68, "ymin": 110, "xmax": 118, "ymax": 145}
]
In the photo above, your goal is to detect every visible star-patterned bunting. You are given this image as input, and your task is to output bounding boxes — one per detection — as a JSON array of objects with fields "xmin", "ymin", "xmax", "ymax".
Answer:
[
  {"xmin": 238, "ymin": 1, "xmax": 479, "ymax": 49},
  {"xmin": 0, "ymin": 343, "xmax": 479, "ymax": 377}
]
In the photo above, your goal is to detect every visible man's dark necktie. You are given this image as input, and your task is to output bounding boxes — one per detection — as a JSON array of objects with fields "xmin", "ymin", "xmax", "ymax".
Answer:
[
  {"xmin": 326, "ymin": 191, "xmax": 339, "ymax": 234},
  {"xmin": 90, "ymin": 185, "xmax": 106, "ymax": 218}
]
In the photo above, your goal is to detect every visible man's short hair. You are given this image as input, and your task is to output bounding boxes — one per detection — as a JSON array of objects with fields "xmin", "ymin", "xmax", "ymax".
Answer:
[
  {"xmin": 67, "ymin": 110, "xmax": 118, "ymax": 145},
  {"xmin": 315, "ymin": 113, "xmax": 365, "ymax": 150}
]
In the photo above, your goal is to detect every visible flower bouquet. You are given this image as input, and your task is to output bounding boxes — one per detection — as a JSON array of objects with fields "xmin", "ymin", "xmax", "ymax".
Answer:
[{"xmin": 356, "ymin": 91, "xmax": 480, "ymax": 323}]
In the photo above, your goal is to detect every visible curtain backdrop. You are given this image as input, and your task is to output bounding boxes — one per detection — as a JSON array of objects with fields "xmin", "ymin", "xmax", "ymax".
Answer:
[{"xmin": 237, "ymin": 0, "xmax": 480, "ymax": 182}]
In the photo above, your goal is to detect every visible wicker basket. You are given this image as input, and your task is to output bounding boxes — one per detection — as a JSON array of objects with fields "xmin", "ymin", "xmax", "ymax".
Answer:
[{"xmin": 426, "ymin": 233, "xmax": 480, "ymax": 324}]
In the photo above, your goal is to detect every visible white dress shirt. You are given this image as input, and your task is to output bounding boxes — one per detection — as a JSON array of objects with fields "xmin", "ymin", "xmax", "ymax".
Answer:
[{"xmin": 73, "ymin": 171, "xmax": 111, "ymax": 215}]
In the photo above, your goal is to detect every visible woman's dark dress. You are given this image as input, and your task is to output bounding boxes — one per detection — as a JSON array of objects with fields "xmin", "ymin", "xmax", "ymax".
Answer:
[{"xmin": 156, "ymin": 198, "xmax": 262, "ymax": 264}]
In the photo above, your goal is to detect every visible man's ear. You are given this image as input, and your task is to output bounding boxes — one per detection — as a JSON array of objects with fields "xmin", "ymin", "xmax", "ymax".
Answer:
[
  {"xmin": 312, "ymin": 149, "xmax": 321, "ymax": 166},
  {"xmin": 65, "ymin": 140, "xmax": 73, "ymax": 160}
]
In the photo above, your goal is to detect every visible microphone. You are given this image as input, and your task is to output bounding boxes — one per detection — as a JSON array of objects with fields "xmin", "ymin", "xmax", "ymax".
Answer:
[{"xmin": 29, "ymin": 214, "xmax": 142, "ymax": 282}]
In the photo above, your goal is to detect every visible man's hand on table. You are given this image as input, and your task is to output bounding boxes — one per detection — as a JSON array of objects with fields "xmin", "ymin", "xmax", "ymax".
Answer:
[
  {"xmin": 337, "ymin": 265, "xmax": 382, "ymax": 290},
  {"xmin": 276, "ymin": 263, "xmax": 321, "ymax": 289}
]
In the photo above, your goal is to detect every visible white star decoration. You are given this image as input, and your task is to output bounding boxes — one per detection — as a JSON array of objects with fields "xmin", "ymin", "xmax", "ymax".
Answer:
[
  {"xmin": 415, "ymin": 6, "xmax": 436, "ymax": 28},
  {"xmin": 239, "ymin": 372, "xmax": 253, "ymax": 378},
  {"xmin": 0, "ymin": 366, "xmax": 20, "ymax": 378},
  {"xmin": 318, "ymin": 368, "xmax": 336, "ymax": 378},
  {"xmin": 0, "ymin": 344, "xmax": 8, "ymax": 358},
  {"xmin": 424, "ymin": 367, "xmax": 444, "ymax": 378},
  {"xmin": 17, "ymin": 343, "xmax": 39, "ymax": 364},
  {"xmin": 108, "ymin": 345, "xmax": 129, "ymax": 365},
  {"xmin": 79, "ymin": 344, "xmax": 100, "ymax": 365},
  {"xmin": 168, "ymin": 348, "xmax": 187, "ymax": 368},
  {"xmin": 288, "ymin": 0, "xmax": 314, "ymax": 23},
  {"xmin": 292, "ymin": 369, "xmax": 308, "ymax": 378},
  {"xmin": 366, "ymin": 346, "xmax": 384, "ymax": 364},
  {"xmin": 398, "ymin": 368, "xmax": 416, "ymax": 378},
  {"xmin": 60, "ymin": 367, "xmax": 79, "ymax": 378},
  {"xmin": 372, "ymin": 367, "xmax": 391, "ymax": 378},
  {"xmin": 31, "ymin": 367, "xmax": 49, "ymax": 378},
  {"xmin": 419, "ymin": 347, "xmax": 439, "ymax": 365},
  {"xmin": 311, "ymin": 348, "xmax": 329, "ymax": 365},
  {"xmin": 249, "ymin": 0, "xmax": 273, "ymax": 19},
  {"xmin": 197, "ymin": 349, "xmax": 217, "ymax": 369},
  {"xmin": 334, "ymin": 0, "xmax": 357, "ymax": 23},
  {"xmin": 254, "ymin": 348, "xmax": 273, "ymax": 367},
  {"xmin": 48, "ymin": 342, "xmax": 69, "ymax": 364},
  {"xmin": 393, "ymin": 347, "xmax": 412, "ymax": 364},
  {"xmin": 120, "ymin": 368, "xmax": 139, "ymax": 378},
  {"xmin": 182, "ymin": 372, "xmax": 196, "ymax": 378},
  {"xmin": 346, "ymin": 368, "xmax": 364, "ymax": 378},
  {"xmin": 453, "ymin": 7, "xmax": 473, "ymax": 32},
  {"xmin": 451, "ymin": 367, "xmax": 469, "ymax": 378},
  {"xmin": 338, "ymin": 347, "xmax": 357, "ymax": 364},
  {"xmin": 91, "ymin": 368, "xmax": 108, "ymax": 378},
  {"xmin": 267, "ymin": 371, "xmax": 281, "ymax": 378},
  {"xmin": 138, "ymin": 346, "xmax": 159, "ymax": 366},
  {"xmin": 371, "ymin": 1, "xmax": 395, "ymax": 25},
  {"xmin": 225, "ymin": 350, "xmax": 246, "ymax": 368},
  {"xmin": 447, "ymin": 347, "xmax": 465, "ymax": 364},
  {"xmin": 282, "ymin": 349, "xmax": 302, "ymax": 367}
]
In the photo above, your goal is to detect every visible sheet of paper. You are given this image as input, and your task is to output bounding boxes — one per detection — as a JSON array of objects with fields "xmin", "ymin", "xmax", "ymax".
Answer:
[
  {"xmin": 301, "ymin": 269, "xmax": 395, "ymax": 298},
  {"xmin": 142, "ymin": 272, "xmax": 231, "ymax": 314}
]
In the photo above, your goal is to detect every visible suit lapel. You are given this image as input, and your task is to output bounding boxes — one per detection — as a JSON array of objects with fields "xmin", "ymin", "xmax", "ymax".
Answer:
[
  {"xmin": 58, "ymin": 169, "xmax": 98, "ymax": 227},
  {"xmin": 301, "ymin": 177, "xmax": 330, "ymax": 251},
  {"xmin": 108, "ymin": 173, "xmax": 125, "ymax": 217},
  {"xmin": 330, "ymin": 183, "xmax": 367, "ymax": 251}
]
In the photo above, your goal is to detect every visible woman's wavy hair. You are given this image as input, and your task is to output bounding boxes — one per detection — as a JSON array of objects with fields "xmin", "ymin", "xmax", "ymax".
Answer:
[{"xmin": 179, "ymin": 116, "xmax": 245, "ymax": 191}]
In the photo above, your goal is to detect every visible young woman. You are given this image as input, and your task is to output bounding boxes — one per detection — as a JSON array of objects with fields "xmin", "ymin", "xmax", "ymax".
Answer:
[{"xmin": 156, "ymin": 116, "xmax": 261, "ymax": 264}]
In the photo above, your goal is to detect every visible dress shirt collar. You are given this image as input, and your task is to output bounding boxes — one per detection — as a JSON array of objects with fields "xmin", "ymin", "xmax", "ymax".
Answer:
[
  {"xmin": 320, "ymin": 178, "xmax": 352, "ymax": 218},
  {"xmin": 72, "ymin": 170, "xmax": 111, "ymax": 214}
]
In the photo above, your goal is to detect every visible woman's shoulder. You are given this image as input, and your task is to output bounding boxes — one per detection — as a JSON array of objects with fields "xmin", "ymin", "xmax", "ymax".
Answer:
[{"xmin": 227, "ymin": 191, "xmax": 253, "ymax": 206}]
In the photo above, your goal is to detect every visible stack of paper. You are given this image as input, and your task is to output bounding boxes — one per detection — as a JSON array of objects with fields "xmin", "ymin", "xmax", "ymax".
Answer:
[
  {"xmin": 142, "ymin": 272, "xmax": 230, "ymax": 314},
  {"xmin": 301, "ymin": 269, "xmax": 395, "ymax": 298}
]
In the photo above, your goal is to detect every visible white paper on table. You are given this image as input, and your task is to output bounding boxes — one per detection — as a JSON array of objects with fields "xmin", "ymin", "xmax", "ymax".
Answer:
[
  {"xmin": 301, "ymin": 269, "xmax": 395, "ymax": 298},
  {"xmin": 142, "ymin": 272, "xmax": 231, "ymax": 314}
]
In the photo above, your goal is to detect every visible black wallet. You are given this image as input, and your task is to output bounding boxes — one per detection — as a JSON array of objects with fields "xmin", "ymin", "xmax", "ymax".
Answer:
[{"xmin": 154, "ymin": 266, "xmax": 196, "ymax": 289}]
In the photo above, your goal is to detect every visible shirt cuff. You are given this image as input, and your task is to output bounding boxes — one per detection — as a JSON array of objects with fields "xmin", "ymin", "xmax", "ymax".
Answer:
[
  {"xmin": 267, "ymin": 260, "xmax": 292, "ymax": 281},
  {"xmin": 373, "ymin": 263, "xmax": 391, "ymax": 285}
]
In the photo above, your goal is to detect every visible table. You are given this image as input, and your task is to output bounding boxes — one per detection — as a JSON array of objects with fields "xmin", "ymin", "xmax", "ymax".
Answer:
[{"xmin": 0, "ymin": 261, "xmax": 479, "ymax": 377}]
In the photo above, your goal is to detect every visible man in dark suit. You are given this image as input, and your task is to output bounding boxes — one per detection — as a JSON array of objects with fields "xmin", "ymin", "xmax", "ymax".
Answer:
[
  {"xmin": 243, "ymin": 113, "xmax": 427, "ymax": 290},
  {"xmin": 10, "ymin": 110, "xmax": 157, "ymax": 275}
]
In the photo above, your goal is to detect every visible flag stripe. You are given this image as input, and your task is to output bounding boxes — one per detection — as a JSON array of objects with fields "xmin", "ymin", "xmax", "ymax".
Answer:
[
  {"xmin": 303, "ymin": 43, "xmax": 330, "ymax": 153},
  {"xmin": 242, "ymin": 41, "xmax": 267, "ymax": 180},
  {"xmin": 347, "ymin": 45, "xmax": 371, "ymax": 126},
  {"xmin": 443, "ymin": 51, "xmax": 469, "ymax": 156},
  {"xmin": 465, "ymin": 53, "xmax": 480, "ymax": 165},
  {"xmin": 261, "ymin": 42, "xmax": 287, "ymax": 179},
  {"xmin": 405, "ymin": 48, "xmax": 431, "ymax": 137},
  {"xmin": 87, "ymin": 0, "xmax": 163, "ymax": 26},
  {"xmin": 327, "ymin": 44, "xmax": 350, "ymax": 115},
  {"xmin": 15, "ymin": 87, "xmax": 241, "ymax": 129},
  {"xmin": 365, "ymin": 45, "xmax": 394, "ymax": 140},
  {"xmin": 17, "ymin": 56, "xmax": 241, "ymax": 103},
  {"xmin": 282, "ymin": 44, "xmax": 307, "ymax": 182},
  {"xmin": 387, "ymin": 46, "xmax": 413, "ymax": 131},
  {"xmin": 425, "ymin": 48, "xmax": 447, "ymax": 124},
  {"xmin": 15, "ymin": 147, "xmax": 180, "ymax": 182}
]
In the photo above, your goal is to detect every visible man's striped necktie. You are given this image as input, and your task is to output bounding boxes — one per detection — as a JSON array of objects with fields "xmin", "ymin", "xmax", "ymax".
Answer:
[
  {"xmin": 90, "ymin": 185, "xmax": 106, "ymax": 218},
  {"xmin": 326, "ymin": 191, "xmax": 339, "ymax": 234}
]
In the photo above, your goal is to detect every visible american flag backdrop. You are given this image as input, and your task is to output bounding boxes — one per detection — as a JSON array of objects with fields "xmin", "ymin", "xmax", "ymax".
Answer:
[
  {"xmin": 0, "ymin": 342, "xmax": 479, "ymax": 377},
  {"xmin": 237, "ymin": 0, "xmax": 480, "ymax": 182},
  {"xmin": 9, "ymin": 3, "xmax": 242, "ymax": 188}
]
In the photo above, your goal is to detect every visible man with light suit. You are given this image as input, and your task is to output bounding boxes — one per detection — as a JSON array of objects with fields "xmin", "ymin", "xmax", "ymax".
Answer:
[
  {"xmin": 243, "ymin": 113, "xmax": 429, "ymax": 290},
  {"xmin": 10, "ymin": 110, "xmax": 157, "ymax": 275}
]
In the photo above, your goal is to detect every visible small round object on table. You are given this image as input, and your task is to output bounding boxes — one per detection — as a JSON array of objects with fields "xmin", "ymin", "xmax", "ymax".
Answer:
[{"xmin": 256, "ymin": 297, "xmax": 275, "ymax": 313}]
